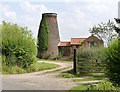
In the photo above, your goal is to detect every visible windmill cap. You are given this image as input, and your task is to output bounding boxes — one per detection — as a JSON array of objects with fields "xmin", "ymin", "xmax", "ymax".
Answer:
[{"xmin": 42, "ymin": 13, "xmax": 57, "ymax": 17}]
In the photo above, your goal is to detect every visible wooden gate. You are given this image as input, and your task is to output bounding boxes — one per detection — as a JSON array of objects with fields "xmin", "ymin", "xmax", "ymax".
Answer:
[{"xmin": 73, "ymin": 49, "xmax": 105, "ymax": 75}]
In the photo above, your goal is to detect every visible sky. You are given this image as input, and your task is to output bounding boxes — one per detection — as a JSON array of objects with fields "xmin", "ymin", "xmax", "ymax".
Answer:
[{"xmin": 0, "ymin": 0, "xmax": 119, "ymax": 41}]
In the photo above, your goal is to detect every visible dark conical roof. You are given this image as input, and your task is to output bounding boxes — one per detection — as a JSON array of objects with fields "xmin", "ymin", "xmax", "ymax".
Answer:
[{"xmin": 42, "ymin": 13, "xmax": 57, "ymax": 17}]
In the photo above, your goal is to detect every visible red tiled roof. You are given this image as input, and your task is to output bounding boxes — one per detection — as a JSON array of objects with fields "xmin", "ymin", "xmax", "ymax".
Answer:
[
  {"xmin": 58, "ymin": 42, "xmax": 70, "ymax": 46},
  {"xmin": 70, "ymin": 38, "xmax": 87, "ymax": 45}
]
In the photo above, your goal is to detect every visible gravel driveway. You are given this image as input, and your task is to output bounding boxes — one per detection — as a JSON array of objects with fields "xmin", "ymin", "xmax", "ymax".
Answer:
[{"xmin": 2, "ymin": 61, "xmax": 78, "ymax": 90}]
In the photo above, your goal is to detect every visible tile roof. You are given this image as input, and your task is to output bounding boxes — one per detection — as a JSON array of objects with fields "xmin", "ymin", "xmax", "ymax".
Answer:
[
  {"xmin": 58, "ymin": 42, "xmax": 70, "ymax": 46},
  {"xmin": 70, "ymin": 38, "xmax": 87, "ymax": 45}
]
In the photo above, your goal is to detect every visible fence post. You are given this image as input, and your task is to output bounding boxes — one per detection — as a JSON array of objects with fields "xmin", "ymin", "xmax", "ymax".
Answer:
[{"xmin": 73, "ymin": 49, "xmax": 76, "ymax": 74}]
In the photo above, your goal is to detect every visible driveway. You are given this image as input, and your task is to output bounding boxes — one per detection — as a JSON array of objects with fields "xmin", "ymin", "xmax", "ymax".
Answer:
[{"xmin": 2, "ymin": 61, "xmax": 78, "ymax": 90}]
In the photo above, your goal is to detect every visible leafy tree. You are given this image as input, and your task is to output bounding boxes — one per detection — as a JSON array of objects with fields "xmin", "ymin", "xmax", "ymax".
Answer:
[
  {"xmin": 89, "ymin": 20, "xmax": 117, "ymax": 45},
  {"xmin": 37, "ymin": 14, "xmax": 49, "ymax": 58},
  {"xmin": 1, "ymin": 21, "xmax": 37, "ymax": 68}
]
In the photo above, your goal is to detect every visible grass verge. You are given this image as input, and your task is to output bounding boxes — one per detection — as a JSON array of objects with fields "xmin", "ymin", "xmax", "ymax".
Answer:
[
  {"xmin": 2, "ymin": 62, "xmax": 60, "ymax": 74},
  {"xmin": 69, "ymin": 83, "xmax": 91, "ymax": 91},
  {"xmin": 73, "ymin": 75, "xmax": 106, "ymax": 82},
  {"xmin": 37, "ymin": 58, "xmax": 73, "ymax": 64},
  {"xmin": 73, "ymin": 77, "xmax": 105, "ymax": 82},
  {"xmin": 57, "ymin": 69, "xmax": 85, "ymax": 78}
]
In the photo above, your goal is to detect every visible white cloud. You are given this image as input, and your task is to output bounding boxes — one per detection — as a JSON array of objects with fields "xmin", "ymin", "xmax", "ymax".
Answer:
[
  {"xmin": 19, "ymin": 1, "xmax": 51, "ymax": 38},
  {"xmin": 1, "ymin": 4, "xmax": 17, "ymax": 22},
  {"xmin": 1, "ymin": 1, "xmax": 119, "ymax": 42},
  {"xmin": 5, "ymin": 11, "xmax": 16, "ymax": 19},
  {"xmin": 58, "ymin": 0, "xmax": 118, "ymax": 41},
  {"xmin": 20, "ymin": 1, "xmax": 50, "ymax": 13}
]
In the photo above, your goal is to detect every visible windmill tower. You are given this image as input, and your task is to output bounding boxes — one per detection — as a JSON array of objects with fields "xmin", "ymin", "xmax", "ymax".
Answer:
[{"xmin": 38, "ymin": 13, "xmax": 60, "ymax": 58}]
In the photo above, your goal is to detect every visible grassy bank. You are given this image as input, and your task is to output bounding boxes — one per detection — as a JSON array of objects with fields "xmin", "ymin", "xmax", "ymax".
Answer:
[{"xmin": 2, "ymin": 62, "xmax": 60, "ymax": 74}]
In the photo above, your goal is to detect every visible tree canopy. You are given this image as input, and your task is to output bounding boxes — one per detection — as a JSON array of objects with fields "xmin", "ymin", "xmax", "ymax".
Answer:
[{"xmin": 89, "ymin": 20, "xmax": 117, "ymax": 45}]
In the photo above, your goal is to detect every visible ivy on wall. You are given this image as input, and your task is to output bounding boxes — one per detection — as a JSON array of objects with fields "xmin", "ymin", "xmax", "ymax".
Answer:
[{"xmin": 37, "ymin": 15, "xmax": 49, "ymax": 57}]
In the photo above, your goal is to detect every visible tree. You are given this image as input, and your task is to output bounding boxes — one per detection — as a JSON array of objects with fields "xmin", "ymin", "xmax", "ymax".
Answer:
[
  {"xmin": 89, "ymin": 20, "xmax": 117, "ymax": 45},
  {"xmin": 1, "ymin": 21, "xmax": 37, "ymax": 68},
  {"xmin": 37, "ymin": 14, "xmax": 49, "ymax": 58}
]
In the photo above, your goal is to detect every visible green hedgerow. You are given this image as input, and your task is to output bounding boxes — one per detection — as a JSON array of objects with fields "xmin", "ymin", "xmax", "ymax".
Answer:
[{"xmin": 105, "ymin": 38, "xmax": 120, "ymax": 86}]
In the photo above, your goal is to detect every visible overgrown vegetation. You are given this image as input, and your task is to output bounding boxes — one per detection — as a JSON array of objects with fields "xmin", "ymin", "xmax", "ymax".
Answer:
[
  {"xmin": 37, "ymin": 14, "xmax": 49, "ymax": 58},
  {"xmin": 105, "ymin": 38, "xmax": 120, "ymax": 86},
  {"xmin": 69, "ymin": 81, "xmax": 120, "ymax": 91},
  {"xmin": 88, "ymin": 81, "xmax": 120, "ymax": 91},
  {"xmin": 2, "ymin": 62, "xmax": 59, "ymax": 74},
  {"xmin": 0, "ymin": 21, "xmax": 60, "ymax": 74},
  {"xmin": 1, "ymin": 21, "xmax": 37, "ymax": 68}
]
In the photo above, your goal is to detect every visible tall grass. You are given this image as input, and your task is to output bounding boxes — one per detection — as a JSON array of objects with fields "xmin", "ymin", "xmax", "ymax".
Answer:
[{"xmin": 2, "ymin": 62, "xmax": 59, "ymax": 74}]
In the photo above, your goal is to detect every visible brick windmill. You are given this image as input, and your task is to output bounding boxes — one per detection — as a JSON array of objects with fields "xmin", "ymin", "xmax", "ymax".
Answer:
[{"xmin": 38, "ymin": 13, "xmax": 60, "ymax": 58}]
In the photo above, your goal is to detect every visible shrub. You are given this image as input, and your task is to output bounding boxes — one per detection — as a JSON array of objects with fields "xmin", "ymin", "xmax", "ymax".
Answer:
[
  {"xmin": 77, "ymin": 47, "xmax": 106, "ymax": 62},
  {"xmin": 105, "ymin": 38, "xmax": 120, "ymax": 86},
  {"xmin": 1, "ymin": 21, "xmax": 37, "ymax": 68}
]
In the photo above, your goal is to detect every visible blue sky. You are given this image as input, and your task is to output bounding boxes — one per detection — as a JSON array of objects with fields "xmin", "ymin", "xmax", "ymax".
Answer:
[{"xmin": 0, "ymin": 0, "xmax": 119, "ymax": 41}]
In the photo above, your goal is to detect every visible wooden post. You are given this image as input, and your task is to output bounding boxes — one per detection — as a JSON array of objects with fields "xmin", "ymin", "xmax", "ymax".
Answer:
[{"xmin": 73, "ymin": 49, "xmax": 76, "ymax": 74}]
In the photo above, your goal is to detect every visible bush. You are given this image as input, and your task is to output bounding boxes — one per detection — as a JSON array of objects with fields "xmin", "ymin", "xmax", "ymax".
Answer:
[
  {"xmin": 105, "ymin": 38, "xmax": 120, "ymax": 86},
  {"xmin": 1, "ymin": 21, "xmax": 37, "ymax": 68},
  {"xmin": 77, "ymin": 47, "xmax": 106, "ymax": 64}
]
